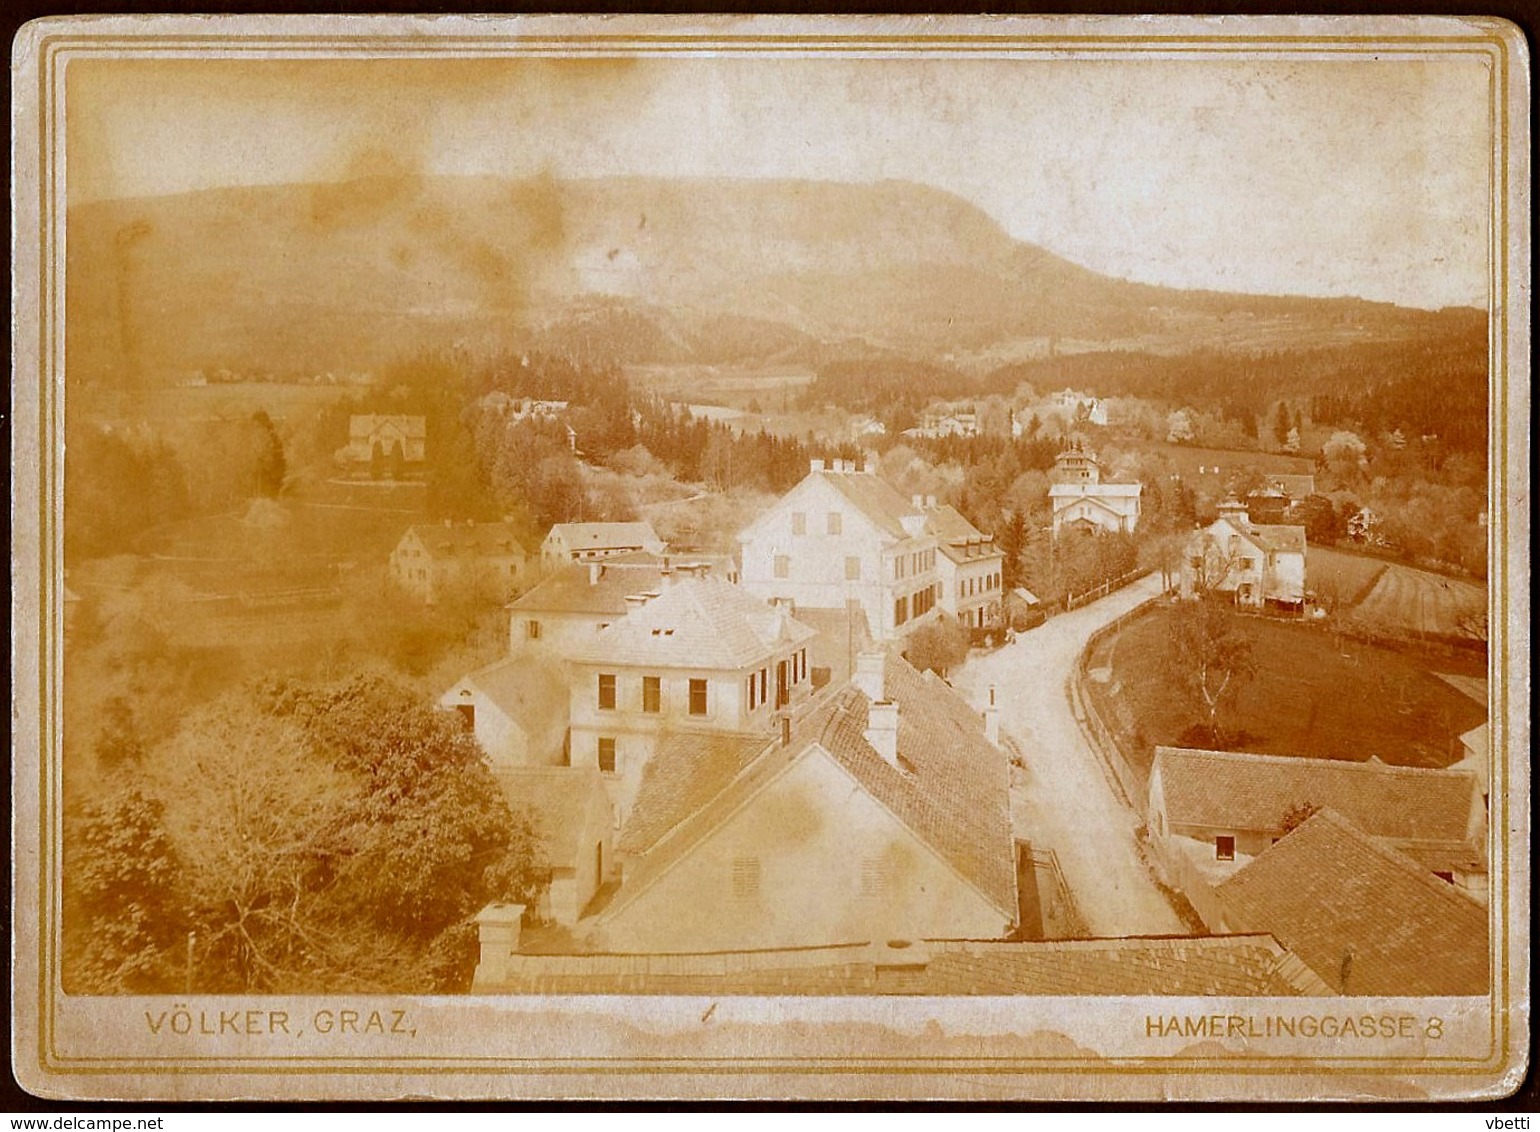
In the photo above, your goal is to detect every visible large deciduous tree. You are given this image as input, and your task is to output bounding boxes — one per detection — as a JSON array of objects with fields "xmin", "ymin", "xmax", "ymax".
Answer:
[{"xmin": 1166, "ymin": 599, "xmax": 1256, "ymax": 746}]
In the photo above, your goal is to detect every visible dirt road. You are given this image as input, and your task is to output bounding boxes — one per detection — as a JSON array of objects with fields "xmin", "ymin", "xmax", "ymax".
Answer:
[{"xmin": 955, "ymin": 574, "xmax": 1188, "ymax": 938}]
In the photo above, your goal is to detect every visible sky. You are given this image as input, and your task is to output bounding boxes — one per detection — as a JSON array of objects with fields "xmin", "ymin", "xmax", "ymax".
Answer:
[{"xmin": 66, "ymin": 52, "xmax": 1493, "ymax": 309}]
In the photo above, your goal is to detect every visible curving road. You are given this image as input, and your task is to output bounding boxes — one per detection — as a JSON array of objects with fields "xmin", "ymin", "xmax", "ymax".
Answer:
[{"xmin": 954, "ymin": 574, "xmax": 1188, "ymax": 938}]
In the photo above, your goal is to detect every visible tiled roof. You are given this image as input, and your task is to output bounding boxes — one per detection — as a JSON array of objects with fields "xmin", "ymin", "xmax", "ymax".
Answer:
[
  {"xmin": 475, "ymin": 934, "xmax": 1329, "ymax": 996},
  {"xmin": 566, "ymin": 577, "xmax": 818, "ymax": 670},
  {"xmin": 350, "ymin": 413, "xmax": 426, "ymax": 438},
  {"xmin": 508, "ymin": 561, "xmax": 667, "ymax": 616},
  {"xmin": 604, "ymin": 653, "xmax": 1015, "ymax": 924},
  {"xmin": 924, "ymin": 504, "xmax": 1004, "ymax": 563},
  {"xmin": 619, "ymin": 731, "xmax": 772, "ymax": 856},
  {"xmin": 403, "ymin": 521, "xmax": 526, "ymax": 561},
  {"xmin": 1153, "ymin": 747, "xmax": 1479, "ymax": 846},
  {"xmin": 492, "ymin": 766, "xmax": 606, "ymax": 870},
  {"xmin": 811, "ymin": 654, "xmax": 1016, "ymax": 917},
  {"xmin": 1215, "ymin": 809, "xmax": 1489, "ymax": 995},
  {"xmin": 816, "ymin": 471, "xmax": 929, "ymax": 541},
  {"xmin": 1246, "ymin": 523, "xmax": 1307, "ymax": 555},
  {"xmin": 456, "ymin": 655, "xmax": 569, "ymax": 732},
  {"xmin": 1264, "ymin": 474, "xmax": 1317, "ymax": 498},
  {"xmin": 545, "ymin": 521, "xmax": 662, "ymax": 552},
  {"xmin": 1436, "ymin": 672, "xmax": 1489, "ymax": 706}
]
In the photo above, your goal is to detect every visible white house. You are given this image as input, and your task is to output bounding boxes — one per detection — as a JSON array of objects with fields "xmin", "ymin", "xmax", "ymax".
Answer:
[
  {"xmin": 390, "ymin": 521, "xmax": 528, "ymax": 604},
  {"xmin": 341, "ymin": 414, "xmax": 427, "ymax": 468},
  {"xmin": 1048, "ymin": 443, "xmax": 1142, "ymax": 536},
  {"xmin": 540, "ymin": 521, "xmax": 666, "ymax": 568},
  {"xmin": 738, "ymin": 458, "xmax": 943, "ymax": 642},
  {"xmin": 1180, "ymin": 499, "xmax": 1306, "ymax": 610},
  {"xmin": 923, "ymin": 502, "xmax": 1004, "ymax": 630},
  {"xmin": 563, "ymin": 575, "xmax": 818, "ymax": 820},
  {"xmin": 438, "ymin": 656, "xmax": 570, "ymax": 769}
]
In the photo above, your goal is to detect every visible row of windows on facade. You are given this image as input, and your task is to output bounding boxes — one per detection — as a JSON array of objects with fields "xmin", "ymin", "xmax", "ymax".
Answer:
[
  {"xmin": 790, "ymin": 511, "xmax": 844, "ymax": 537},
  {"xmin": 771, "ymin": 547, "xmax": 938, "ymax": 583},
  {"xmin": 597, "ymin": 673, "xmax": 708, "ymax": 715},
  {"xmin": 958, "ymin": 571, "xmax": 1002, "ymax": 600},
  {"xmin": 746, "ymin": 648, "xmax": 810, "ymax": 711},
  {"xmin": 894, "ymin": 583, "xmax": 939, "ymax": 627}
]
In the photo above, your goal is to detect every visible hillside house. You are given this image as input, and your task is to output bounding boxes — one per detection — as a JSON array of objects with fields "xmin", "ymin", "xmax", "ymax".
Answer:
[
  {"xmin": 563, "ymin": 575, "xmax": 818, "ymax": 819},
  {"xmin": 540, "ymin": 521, "xmax": 666, "ymax": 568},
  {"xmin": 1048, "ymin": 389, "xmax": 1108, "ymax": 427},
  {"xmin": 341, "ymin": 414, "xmax": 426, "ymax": 470},
  {"xmin": 438, "ymin": 656, "xmax": 570, "ymax": 769},
  {"xmin": 923, "ymin": 502, "xmax": 1005, "ymax": 629},
  {"xmin": 739, "ymin": 458, "xmax": 943, "ymax": 642},
  {"xmin": 1147, "ymin": 746, "xmax": 1488, "ymax": 923},
  {"xmin": 508, "ymin": 556, "xmax": 735, "ymax": 656},
  {"xmin": 1179, "ymin": 499, "xmax": 1306, "ymax": 610},
  {"xmin": 579, "ymin": 650, "xmax": 1018, "ymax": 953},
  {"xmin": 1211, "ymin": 809, "xmax": 1488, "ymax": 996},
  {"xmin": 1048, "ymin": 443, "xmax": 1142, "ymax": 536},
  {"xmin": 390, "ymin": 521, "xmax": 528, "ymax": 604},
  {"xmin": 493, "ymin": 766, "xmax": 613, "ymax": 926}
]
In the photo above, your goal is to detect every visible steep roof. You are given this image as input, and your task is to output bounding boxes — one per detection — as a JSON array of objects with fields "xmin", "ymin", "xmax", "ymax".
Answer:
[
  {"xmin": 605, "ymin": 653, "xmax": 1015, "ymax": 924},
  {"xmin": 567, "ymin": 576, "xmax": 818, "ymax": 670},
  {"xmin": 475, "ymin": 934, "xmax": 1328, "ymax": 996},
  {"xmin": 1152, "ymin": 747, "xmax": 1479, "ymax": 844},
  {"xmin": 924, "ymin": 504, "xmax": 1004, "ymax": 564},
  {"xmin": 1215, "ymin": 809, "xmax": 1489, "ymax": 995},
  {"xmin": 492, "ymin": 766, "xmax": 607, "ymax": 870},
  {"xmin": 545, "ymin": 521, "xmax": 662, "ymax": 552},
  {"xmin": 403, "ymin": 521, "xmax": 525, "ymax": 561},
  {"xmin": 619, "ymin": 732, "xmax": 773, "ymax": 856},
  {"xmin": 350, "ymin": 413, "xmax": 426, "ymax": 438},
  {"xmin": 508, "ymin": 561, "xmax": 667, "ymax": 616},
  {"xmin": 1264, "ymin": 474, "xmax": 1317, "ymax": 498},
  {"xmin": 1246, "ymin": 522, "xmax": 1307, "ymax": 555},
  {"xmin": 1048, "ymin": 483, "xmax": 1142, "ymax": 498},
  {"xmin": 813, "ymin": 470, "xmax": 929, "ymax": 541}
]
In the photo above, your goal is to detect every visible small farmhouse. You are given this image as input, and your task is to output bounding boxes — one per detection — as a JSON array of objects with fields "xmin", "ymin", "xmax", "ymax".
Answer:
[
  {"xmin": 1048, "ymin": 443, "xmax": 1142, "ymax": 536},
  {"xmin": 438, "ymin": 656, "xmax": 569, "ymax": 769},
  {"xmin": 341, "ymin": 414, "xmax": 427, "ymax": 470},
  {"xmin": 738, "ymin": 458, "xmax": 944, "ymax": 642},
  {"xmin": 1146, "ymin": 746, "xmax": 1488, "ymax": 922},
  {"xmin": 1212, "ymin": 809, "xmax": 1489, "ymax": 996},
  {"xmin": 563, "ymin": 575, "xmax": 818, "ymax": 819},
  {"xmin": 1179, "ymin": 499, "xmax": 1306, "ymax": 610},
  {"xmin": 389, "ymin": 521, "xmax": 527, "ymax": 604},
  {"xmin": 540, "ymin": 521, "xmax": 666, "ymax": 567}
]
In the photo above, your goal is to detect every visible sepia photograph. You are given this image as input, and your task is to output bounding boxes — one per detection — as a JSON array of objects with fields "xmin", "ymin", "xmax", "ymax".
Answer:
[{"xmin": 9, "ymin": 13, "xmax": 1529, "ymax": 1103}]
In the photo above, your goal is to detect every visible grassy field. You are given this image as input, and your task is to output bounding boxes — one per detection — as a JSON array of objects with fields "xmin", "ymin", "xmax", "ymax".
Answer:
[
  {"xmin": 1145, "ymin": 442, "xmax": 1316, "ymax": 480},
  {"xmin": 624, "ymin": 364, "xmax": 816, "ymax": 411},
  {"xmin": 1308, "ymin": 545, "xmax": 1486, "ymax": 638},
  {"xmin": 75, "ymin": 382, "xmax": 363, "ymax": 425},
  {"xmin": 1307, "ymin": 545, "xmax": 1390, "ymax": 607},
  {"xmin": 1085, "ymin": 602, "xmax": 1487, "ymax": 781}
]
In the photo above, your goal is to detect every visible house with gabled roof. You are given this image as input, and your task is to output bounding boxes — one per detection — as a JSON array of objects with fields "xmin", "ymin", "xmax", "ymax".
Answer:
[
  {"xmin": 507, "ymin": 555, "xmax": 733, "ymax": 656},
  {"xmin": 738, "ymin": 458, "xmax": 943, "ymax": 641},
  {"xmin": 923, "ymin": 501, "xmax": 1005, "ymax": 630},
  {"xmin": 1147, "ymin": 746, "xmax": 1488, "ymax": 923},
  {"xmin": 389, "ymin": 520, "xmax": 528, "ymax": 604},
  {"xmin": 438, "ymin": 656, "xmax": 570, "ymax": 769},
  {"xmin": 540, "ymin": 521, "xmax": 666, "ymax": 567},
  {"xmin": 1048, "ymin": 442, "xmax": 1142, "ymax": 536},
  {"xmin": 564, "ymin": 575, "xmax": 818, "ymax": 819},
  {"xmin": 1180, "ymin": 498, "xmax": 1306, "ymax": 610},
  {"xmin": 572, "ymin": 650, "xmax": 1017, "ymax": 953},
  {"xmin": 1212, "ymin": 809, "xmax": 1489, "ymax": 995},
  {"xmin": 341, "ymin": 414, "xmax": 427, "ymax": 468}
]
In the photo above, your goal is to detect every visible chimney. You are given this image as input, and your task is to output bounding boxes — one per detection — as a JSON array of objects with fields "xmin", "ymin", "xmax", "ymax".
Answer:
[
  {"xmin": 863, "ymin": 449, "xmax": 880, "ymax": 474},
  {"xmin": 853, "ymin": 651, "xmax": 886, "ymax": 702},
  {"xmin": 865, "ymin": 700, "xmax": 900, "ymax": 767},
  {"xmin": 912, "ymin": 494, "xmax": 924, "ymax": 510},
  {"xmin": 983, "ymin": 685, "xmax": 1001, "ymax": 747},
  {"xmin": 925, "ymin": 494, "xmax": 936, "ymax": 509},
  {"xmin": 588, "ymin": 562, "xmax": 604, "ymax": 585},
  {"xmin": 472, "ymin": 903, "xmax": 525, "ymax": 988},
  {"xmin": 810, "ymin": 458, "xmax": 825, "ymax": 473}
]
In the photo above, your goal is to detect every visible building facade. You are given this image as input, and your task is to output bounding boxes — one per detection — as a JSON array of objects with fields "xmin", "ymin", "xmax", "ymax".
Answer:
[
  {"xmin": 1179, "ymin": 501, "xmax": 1306, "ymax": 610},
  {"xmin": 1048, "ymin": 444, "xmax": 1142, "ymax": 536},
  {"xmin": 540, "ymin": 521, "xmax": 666, "ymax": 568},
  {"xmin": 390, "ymin": 521, "xmax": 527, "ymax": 604}
]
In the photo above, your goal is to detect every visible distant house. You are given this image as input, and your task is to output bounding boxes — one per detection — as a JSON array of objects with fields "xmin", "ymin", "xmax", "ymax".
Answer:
[
  {"xmin": 738, "ymin": 458, "xmax": 944, "ymax": 642},
  {"xmin": 1147, "ymin": 746, "xmax": 1489, "ymax": 923},
  {"xmin": 904, "ymin": 403, "xmax": 979, "ymax": 440},
  {"xmin": 493, "ymin": 766, "xmax": 613, "ymax": 926},
  {"xmin": 1211, "ymin": 808, "xmax": 1489, "ymax": 996},
  {"xmin": 923, "ymin": 501, "xmax": 1005, "ymax": 630},
  {"xmin": 540, "ymin": 521, "xmax": 666, "ymax": 568},
  {"xmin": 1048, "ymin": 389, "xmax": 1108, "ymax": 427},
  {"xmin": 508, "ymin": 555, "xmax": 735, "ymax": 656},
  {"xmin": 1180, "ymin": 499, "xmax": 1306, "ymax": 611},
  {"xmin": 1048, "ymin": 443, "xmax": 1142, "ymax": 536},
  {"xmin": 563, "ymin": 575, "xmax": 818, "ymax": 819},
  {"xmin": 438, "ymin": 656, "xmax": 570, "ymax": 769},
  {"xmin": 390, "ymin": 521, "xmax": 528, "ymax": 604},
  {"xmin": 341, "ymin": 414, "xmax": 427, "ymax": 470},
  {"xmin": 583, "ymin": 651, "xmax": 1017, "ymax": 953}
]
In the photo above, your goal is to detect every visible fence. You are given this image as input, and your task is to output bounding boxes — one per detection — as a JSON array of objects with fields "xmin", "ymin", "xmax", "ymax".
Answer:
[
  {"xmin": 1024, "ymin": 846, "xmax": 1090, "ymax": 940},
  {"xmin": 1064, "ymin": 567, "xmax": 1147, "ymax": 612},
  {"xmin": 1068, "ymin": 593, "xmax": 1166, "ymax": 810}
]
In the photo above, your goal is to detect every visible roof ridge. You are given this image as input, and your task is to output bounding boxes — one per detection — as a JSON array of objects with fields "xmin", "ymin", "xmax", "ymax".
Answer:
[
  {"xmin": 1278, "ymin": 808, "xmax": 1487, "ymax": 909},
  {"xmin": 1155, "ymin": 746, "xmax": 1476, "ymax": 780}
]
